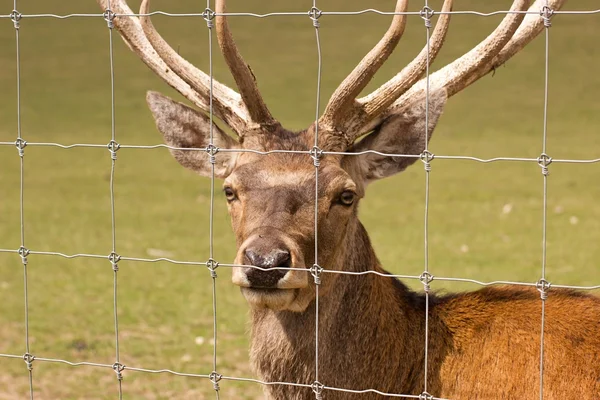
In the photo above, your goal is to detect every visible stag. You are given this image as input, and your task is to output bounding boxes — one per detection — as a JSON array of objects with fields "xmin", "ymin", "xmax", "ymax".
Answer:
[{"xmin": 99, "ymin": 0, "xmax": 600, "ymax": 398}]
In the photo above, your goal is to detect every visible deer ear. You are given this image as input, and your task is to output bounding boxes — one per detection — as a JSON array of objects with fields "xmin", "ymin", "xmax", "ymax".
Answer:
[
  {"xmin": 146, "ymin": 91, "xmax": 239, "ymax": 178},
  {"xmin": 350, "ymin": 88, "xmax": 448, "ymax": 183}
]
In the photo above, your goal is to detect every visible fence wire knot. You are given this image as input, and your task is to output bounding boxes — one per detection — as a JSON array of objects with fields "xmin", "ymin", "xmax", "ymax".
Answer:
[
  {"xmin": 420, "ymin": 6, "xmax": 434, "ymax": 28},
  {"xmin": 537, "ymin": 153, "xmax": 552, "ymax": 176},
  {"xmin": 108, "ymin": 252, "xmax": 121, "ymax": 271},
  {"xmin": 112, "ymin": 362, "xmax": 125, "ymax": 380},
  {"xmin": 420, "ymin": 150, "xmax": 434, "ymax": 172},
  {"xmin": 15, "ymin": 138, "xmax": 27, "ymax": 157},
  {"xmin": 308, "ymin": 7, "xmax": 322, "ymax": 28},
  {"xmin": 107, "ymin": 140, "xmax": 120, "ymax": 160},
  {"xmin": 205, "ymin": 144, "xmax": 219, "ymax": 164},
  {"xmin": 18, "ymin": 246, "xmax": 30, "ymax": 265},
  {"xmin": 103, "ymin": 9, "xmax": 116, "ymax": 29},
  {"xmin": 311, "ymin": 381, "xmax": 324, "ymax": 399},
  {"xmin": 209, "ymin": 371, "xmax": 222, "ymax": 391},
  {"xmin": 310, "ymin": 264, "xmax": 323, "ymax": 285},
  {"xmin": 10, "ymin": 10, "xmax": 22, "ymax": 29},
  {"xmin": 202, "ymin": 8, "xmax": 215, "ymax": 28},
  {"xmin": 540, "ymin": 6, "xmax": 554, "ymax": 27},
  {"xmin": 23, "ymin": 353, "xmax": 35, "ymax": 371},
  {"xmin": 536, "ymin": 278, "xmax": 551, "ymax": 300},
  {"xmin": 206, "ymin": 258, "xmax": 219, "ymax": 278},
  {"xmin": 310, "ymin": 146, "xmax": 323, "ymax": 167},
  {"xmin": 419, "ymin": 392, "xmax": 434, "ymax": 400},
  {"xmin": 419, "ymin": 271, "xmax": 434, "ymax": 293}
]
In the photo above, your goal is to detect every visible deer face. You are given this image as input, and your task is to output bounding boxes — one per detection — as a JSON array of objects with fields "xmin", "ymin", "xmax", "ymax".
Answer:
[
  {"xmin": 147, "ymin": 92, "xmax": 365, "ymax": 311},
  {"xmin": 225, "ymin": 150, "xmax": 361, "ymax": 311},
  {"xmin": 147, "ymin": 90, "xmax": 447, "ymax": 311}
]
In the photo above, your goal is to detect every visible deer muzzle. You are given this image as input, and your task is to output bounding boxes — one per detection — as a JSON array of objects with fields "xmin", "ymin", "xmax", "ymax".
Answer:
[{"xmin": 233, "ymin": 232, "xmax": 308, "ymax": 290}]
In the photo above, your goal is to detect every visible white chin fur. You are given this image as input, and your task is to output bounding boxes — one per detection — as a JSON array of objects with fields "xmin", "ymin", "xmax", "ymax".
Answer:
[
  {"xmin": 231, "ymin": 266, "xmax": 310, "ymax": 289},
  {"xmin": 241, "ymin": 288, "xmax": 300, "ymax": 311}
]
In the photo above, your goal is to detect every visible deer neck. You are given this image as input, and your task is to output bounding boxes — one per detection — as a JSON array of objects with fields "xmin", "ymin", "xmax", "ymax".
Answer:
[{"xmin": 248, "ymin": 219, "xmax": 434, "ymax": 396}]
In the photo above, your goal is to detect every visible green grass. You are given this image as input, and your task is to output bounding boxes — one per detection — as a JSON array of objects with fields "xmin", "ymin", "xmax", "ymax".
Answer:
[{"xmin": 1, "ymin": 0, "xmax": 600, "ymax": 398}]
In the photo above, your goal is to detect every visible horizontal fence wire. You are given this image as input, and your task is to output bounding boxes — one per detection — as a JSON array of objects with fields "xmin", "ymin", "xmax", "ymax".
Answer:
[
  {"xmin": 2, "ymin": 248, "xmax": 600, "ymax": 292},
  {"xmin": 1, "ymin": 141, "xmax": 600, "ymax": 164},
  {"xmin": 1, "ymin": 3, "xmax": 599, "ymax": 400},
  {"xmin": 2, "ymin": 9, "xmax": 600, "ymax": 19}
]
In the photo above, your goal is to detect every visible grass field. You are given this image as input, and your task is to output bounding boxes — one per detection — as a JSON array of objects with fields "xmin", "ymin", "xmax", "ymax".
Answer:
[{"xmin": 1, "ymin": 0, "xmax": 599, "ymax": 398}]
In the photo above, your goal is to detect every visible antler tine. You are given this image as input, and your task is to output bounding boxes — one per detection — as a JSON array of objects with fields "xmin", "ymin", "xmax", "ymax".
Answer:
[
  {"xmin": 139, "ymin": 0, "xmax": 250, "ymax": 135},
  {"xmin": 426, "ymin": 0, "xmax": 530, "ymax": 98},
  {"xmin": 97, "ymin": 0, "xmax": 250, "ymax": 135},
  {"xmin": 215, "ymin": 0, "xmax": 277, "ymax": 130},
  {"xmin": 319, "ymin": 0, "xmax": 409, "ymax": 131},
  {"xmin": 491, "ymin": 0, "xmax": 566, "ymax": 73},
  {"xmin": 348, "ymin": 0, "xmax": 454, "ymax": 136}
]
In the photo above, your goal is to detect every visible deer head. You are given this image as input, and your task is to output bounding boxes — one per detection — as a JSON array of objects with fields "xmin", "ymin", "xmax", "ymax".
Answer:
[{"xmin": 99, "ymin": 0, "xmax": 564, "ymax": 312}]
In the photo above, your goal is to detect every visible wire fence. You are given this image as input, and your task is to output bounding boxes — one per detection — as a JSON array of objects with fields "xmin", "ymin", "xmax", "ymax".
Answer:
[{"xmin": 1, "ymin": 1, "xmax": 600, "ymax": 399}]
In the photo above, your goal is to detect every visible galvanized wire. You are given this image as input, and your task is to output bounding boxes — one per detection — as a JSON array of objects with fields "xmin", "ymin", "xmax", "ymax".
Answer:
[
  {"xmin": 3, "ymin": 249, "xmax": 600, "ymax": 290},
  {"xmin": 204, "ymin": 1, "xmax": 222, "ymax": 397},
  {"xmin": 310, "ymin": 2, "xmax": 324, "ymax": 396},
  {"xmin": 104, "ymin": 1, "xmax": 124, "ymax": 397},
  {"xmin": 3, "ymin": 9, "xmax": 600, "ymax": 19},
  {"xmin": 2, "ymin": 140, "xmax": 600, "ymax": 164},
  {"xmin": 420, "ymin": 1, "xmax": 433, "ymax": 395},
  {"xmin": 538, "ymin": 1, "xmax": 552, "ymax": 398},
  {"xmin": 1, "ymin": 4, "xmax": 600, "ymax": 400},
  {"xmin": 11, "ymin": 1, "xmax": 34, "ymax": 398}
]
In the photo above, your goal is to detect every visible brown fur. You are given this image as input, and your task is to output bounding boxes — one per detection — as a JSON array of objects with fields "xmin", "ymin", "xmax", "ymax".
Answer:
[
  {"xmin": 146, "ymin": 91, "xmax": 600, "ymax": 399},
  {"xmin": 250, "ymin": 219, "xmax": 600, "ymax": 399}
]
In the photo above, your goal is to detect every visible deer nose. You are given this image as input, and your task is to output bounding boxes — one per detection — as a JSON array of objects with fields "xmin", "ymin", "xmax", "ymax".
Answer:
[{"xmin": 243, "ymin": 248, "xmax": 291, "ymax": 288}]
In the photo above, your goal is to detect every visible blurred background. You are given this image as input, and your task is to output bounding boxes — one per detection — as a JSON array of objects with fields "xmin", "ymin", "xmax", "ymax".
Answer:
[{"xmin": 1, "ymin": 0, "xmax": 599, "ymax": 398}]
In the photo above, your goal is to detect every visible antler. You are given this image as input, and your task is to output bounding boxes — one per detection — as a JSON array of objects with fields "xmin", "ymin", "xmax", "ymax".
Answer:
[
  {"xmin": 320, "ymin": 0, "xmax": 453, "ymax": 134},
  {"xmin": 97, "ymin": 0, "xmax": 275, "ymax": 136},
  {"xmin": 319, "ymin": 0, "xmax": 453, "ymax": 138},
  {"xmin": 320, "ymin": 0, "xmax": 410, "ymax": 130},
  {"xmin": 100, "ymin": 0, "xmax": 565, "ymax": 146},
  {"xmin": 322, "ymin": 0, "xmax": 566, "ymax": 145}
]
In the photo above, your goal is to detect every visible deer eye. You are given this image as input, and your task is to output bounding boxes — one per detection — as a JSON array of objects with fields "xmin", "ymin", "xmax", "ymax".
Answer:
[
  {"xmin": 339, "ymin": 190, "xmax": 356, "ymax": 206},
  {"xmin": 223, "ymin": 187, "xmax": 237, "ymax": 202}
]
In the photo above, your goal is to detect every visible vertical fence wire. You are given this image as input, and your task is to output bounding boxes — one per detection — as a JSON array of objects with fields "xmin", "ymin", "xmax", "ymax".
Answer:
[
  {"xmin": 420, "ymin": 1, "xmax": 433, "ymax": 396},
  {"xmin": 104, "ymin": 1, "xmax": 124, "ymax": 397},
  {"xmin": 310, "ymin": 2, "xmax": 323, "ymax": 397},
  {"xmin": 538, "ymin": 1, "xmax": 552, "ymax": 398},
  {"xmin": 12, "ymin": 0, "xmax": 34, "ymax": 398},
  {"xmin": 205, "ymin": 2, "xmax": 221, "ymax": 398}
]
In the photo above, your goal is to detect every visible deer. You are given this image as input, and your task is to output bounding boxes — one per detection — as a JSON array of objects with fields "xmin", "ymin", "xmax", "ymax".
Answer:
[{"xmin": 98, "ymin": 0, "xmax": 600, "ymax": 398}]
